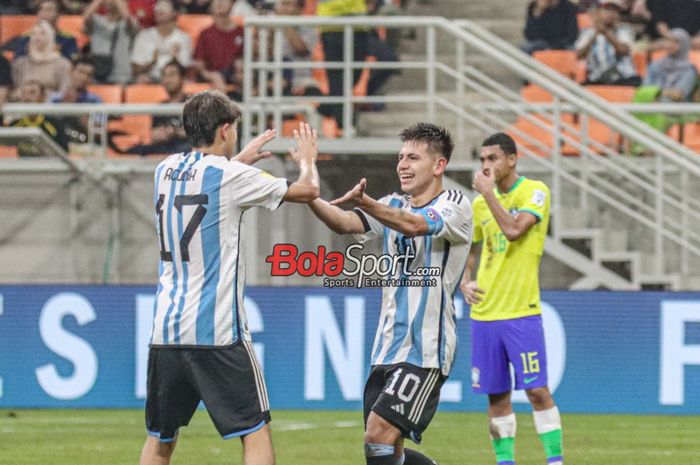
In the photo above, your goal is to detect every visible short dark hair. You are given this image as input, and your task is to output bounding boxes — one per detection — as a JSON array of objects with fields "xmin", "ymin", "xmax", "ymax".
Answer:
[
  {"xmin": 481, "ymin": 132, "xmax": 517, "ymax": 156},
  {"xmin": 163, "ymin": 59, "xmax": 185, "ymax": 77},
  {"xmin": 183, "ymin": 91, "xmax": 242, "ymax": 147},
  {"xmin": 399, "ymin": 122, "xmax": 454, "ymax": 162}
]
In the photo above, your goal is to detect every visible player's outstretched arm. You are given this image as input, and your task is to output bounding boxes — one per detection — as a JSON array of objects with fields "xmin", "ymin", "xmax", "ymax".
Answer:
[
  {"xmin": 332, "ymin": 178, "xmax": 428, "ymax": 237},
  {"xmin": 232, "ymin": 129, "xmax": 275, "ymax": 165},
  {"xmin": 284, "ymin": 122, "xmax": 320, "ymax": 203},
  {"xmin": 308, "ymin": 198, "xmax": 366, "ymax": 234}
]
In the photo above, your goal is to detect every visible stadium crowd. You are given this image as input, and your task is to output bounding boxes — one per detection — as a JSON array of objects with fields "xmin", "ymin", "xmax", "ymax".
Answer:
[{"xmin": 0, "ymin": 0, "xmax": 402, "ymax": 155}]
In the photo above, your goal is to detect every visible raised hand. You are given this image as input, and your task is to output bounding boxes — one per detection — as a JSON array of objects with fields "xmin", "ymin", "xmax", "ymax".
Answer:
[
  {"xmin": 234, "ymin": 129, "xmax": 275, "ymax": 165},
  {"xmin": 472, "ymin": 170, "xmax": 495, "ymax": 194},
  {"xmin": 288, "ymin": 121, "xmax": 318, "ymax": 165},
  {"xmin": 330, "ymin": 178, "xmax": 367, "ymax": 209}
]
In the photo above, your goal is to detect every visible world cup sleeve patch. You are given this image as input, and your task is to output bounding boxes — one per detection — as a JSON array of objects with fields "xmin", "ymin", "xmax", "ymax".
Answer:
[
  {"xmin": 531, "ymin": 189, "xmax": 547, "ymax": 207},
  {"xmin": 422, "ymin": 207, "xmax": 444, "ymax": 234}
]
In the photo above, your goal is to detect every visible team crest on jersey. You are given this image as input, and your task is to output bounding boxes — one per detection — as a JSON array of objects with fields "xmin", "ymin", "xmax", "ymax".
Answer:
[
  {"xmin": 425, "ymin": 208, "xmax": 440, "ymax": 222},
  {"xmin": 471, "ymin": 367, "xmax": 480, "ymax": 387}
]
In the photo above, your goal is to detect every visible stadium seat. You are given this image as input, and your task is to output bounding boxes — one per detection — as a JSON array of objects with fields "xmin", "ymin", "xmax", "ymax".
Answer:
[
  {"xmin": 176, "ymin": 14, "xmax": 212, "ymax": 48},
  {"xmin": 0, "ymin": 16, "xmax": 35, "ymax": 44},
  {"xmin": 303, "ymin": 0, "xmax": 317, "ymax": 14},
  {"xmin": 125, "ymin": 84, "xmax": 169, "ymax": 103},
  {"xmin": 88, "ymin": 84, "xmax": 123, "ymax": 103},
  {"xmin": 510, "ymin": 114, "xmax": 579, "ymax": 157},
  {"xmin": 632, "ymin": 51, "xmax": 647, "ymax": 77},
  {"xmin": 668, "ymin": 123, "xmax": 700, "ymax": 153},
  {"xmin": 585, "ymin": 85, "xmax": 636, "ymax": 102},
  {"xmin": 183, "ymin": 82, "xmax": 213, "ymax": 95},
  {"xmin": 0, "ymin": 146, "xmax": 18, "ymax": 158},
  {"xmin": 521, "ymin": 85, "xmax": 553, "ymax": 102},
  {"xmin": 56, "ymin": 15, "xmax": 88, "ymax": 49},
  {"xmin": 533, "ymin": 50, "xmax": 584, "ymax": 82}
]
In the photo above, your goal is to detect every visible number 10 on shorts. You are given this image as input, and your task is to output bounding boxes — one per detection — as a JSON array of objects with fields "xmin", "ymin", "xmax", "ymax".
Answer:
[{"xmin": 520, "ymin": 351, "xmax": 540, "ymax": 374}]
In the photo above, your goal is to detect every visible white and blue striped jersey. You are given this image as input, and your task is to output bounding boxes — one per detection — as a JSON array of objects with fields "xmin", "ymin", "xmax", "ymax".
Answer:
[
  {"xmin": 355, "ymin": 190, "xmax": 473, "ymax": 376},
  {"xmin": 151, "ymin": 151, "xmax": 288, "ymax": 347}
]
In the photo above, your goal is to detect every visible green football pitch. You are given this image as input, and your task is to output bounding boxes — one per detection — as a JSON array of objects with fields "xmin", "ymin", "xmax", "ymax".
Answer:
[{"xmin": 1, "ymin": 409, "xmax": 698, "ymax": 464}]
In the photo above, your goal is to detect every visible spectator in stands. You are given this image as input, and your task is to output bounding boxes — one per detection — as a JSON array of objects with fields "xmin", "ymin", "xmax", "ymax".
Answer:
[
  {"xmin": 5, "ymin": 80, "xmax": 68, "ymax": 155},
  {"xmin": 0, "ymin": 55, "xmax": 12, "ymax": 105},
  {"xmin": 129, "ymin": 0, "xmax": 158, "ymax": 27},
  {"xmin": 50, "ymin": 57, "xmax": 102, "ymax": 103},
  {"xmin": 0, "ymin": 0, "xmax": 32, "ymax": 14},
  {"xmin": 317, "ymin": 0, "xmax": 369, "ymax": 129},
  {"xmin": 273, "ymin": 0, "xmax": 321, "ymax": 97},
  {"xmin": 644, "ymin": 28, "xmax": 697, "ymax": 101},
  {"xmin": 58, "ymin": 0, "xmax": 91, "ymax": 14},
  {"xmin": 575, "ymin": 0, "xmax": 641, "ymax": 85},
  {"xmin": 193, "ymin": 0, "xmax": 243, "ymax": 91},
  {"xmin": 177, "ymin": 0, "xmax": 211, "ymax": 13},
  {"xmin": 84, "ymin": 0, "xmax": 140, "ymax": 84},
  {"xmin": 12, "ymin": 21, "xmax": 72, "ymax": 94},
  {"xmin": 2, "ymin": 0, "xmax": 79, "ymax": 60},
  {"xmin": 365, "ymin": 0, "xmax": 400, "ymax": 105},
  {"xmin": 126, "ymin": 60, "xmax": 190, "ymax": 155},
  {"xmin": 131, "ymin": 0, "xmax": 192, "ymax": 82},
  {"xmin": 522, "ymin": 0, "xmax": 579, "ymax": 54},
  {"xmin": 49, "ymin": 57, "xmax": 102, "ymax": 150},
  {"xmin": 648, "ymin": 0, "xmax": 700, "ymax": 49}
]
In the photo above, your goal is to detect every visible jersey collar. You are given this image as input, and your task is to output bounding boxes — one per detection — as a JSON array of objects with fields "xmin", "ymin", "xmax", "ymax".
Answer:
[{"xmin": 496, "ymin": 176, "xmax": 525, "ymax": 195}]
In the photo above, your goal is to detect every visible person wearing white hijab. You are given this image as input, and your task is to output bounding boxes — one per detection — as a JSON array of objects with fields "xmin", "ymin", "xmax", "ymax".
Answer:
[
  {"xmin": 644, "ymin": 28, "xmax": 698, "ymax": 101},
  {"xmin": 11, "ymin": 20, "xmax": 72, "ymax": 95}
]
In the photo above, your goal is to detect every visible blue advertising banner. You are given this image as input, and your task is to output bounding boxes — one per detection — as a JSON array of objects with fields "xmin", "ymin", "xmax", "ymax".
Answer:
[{"xmin": 0, "ymin": 286, "xmax": 699, "ymax": 414}]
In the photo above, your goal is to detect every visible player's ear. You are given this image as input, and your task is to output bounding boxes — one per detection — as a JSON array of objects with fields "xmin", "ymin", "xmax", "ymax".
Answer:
[{"xmin": 434, "ymin": 156, "xmax": 447, "ymax": 175}]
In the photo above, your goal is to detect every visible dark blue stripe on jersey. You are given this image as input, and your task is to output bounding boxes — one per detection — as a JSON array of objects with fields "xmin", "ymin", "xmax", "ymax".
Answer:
[
  {"xmin": 232, "ymin": 211, "xmax": 245, "ymax": 344},
  {"xmin": 152, "ymin": 163, "xmax": 167, "ymax": 344},
  {"xmin": 173, "ymin": 153, "xmax": 201, "ymax": 344},
  {"xmin": 406, "ymin": 235, "xmax": 432, "ymax": 367},
  {"xmin": 196, "ymin": 164, "xmax": 223, "ymax": 346},
  {"xmin": 372, "ymin": 197, "xmax": 405, "ymax": 363},
  {"xmin": 162, "ymin": 153, "xmax": 190, "ymax": 344},
  {"xmin": 437, "ymin": 241, "xmax": 450, "ymax": 368}
]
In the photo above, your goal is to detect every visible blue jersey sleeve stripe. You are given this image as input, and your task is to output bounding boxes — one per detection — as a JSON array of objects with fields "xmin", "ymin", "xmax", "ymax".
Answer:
[
  {"xmin": 406, "ymin": 236, "xmax": 432, "ymax": 366},
  {"xmin": 196, "ymin": 166, "xmax": 224, "ymax": 346}
]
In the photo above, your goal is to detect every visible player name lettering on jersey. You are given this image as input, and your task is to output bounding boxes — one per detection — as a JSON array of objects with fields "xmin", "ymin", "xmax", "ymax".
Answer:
[{"xmin": 163, "ymin": 167, "xmax": 197, "ymax": 182}]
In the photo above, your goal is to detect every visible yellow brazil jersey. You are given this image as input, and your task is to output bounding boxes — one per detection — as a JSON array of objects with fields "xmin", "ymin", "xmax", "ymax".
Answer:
[
  {"xmin": 317, "ymin": 0, "xmax": 367, "ymax": 32},
  {"xmin": 470, "ymin": 176, "xmax": 550, "ymax": 321}
]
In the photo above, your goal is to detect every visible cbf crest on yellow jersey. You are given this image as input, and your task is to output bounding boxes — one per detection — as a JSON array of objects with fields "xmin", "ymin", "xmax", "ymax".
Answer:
[{"xmin": 470, "ymin": 177, "xmax": 550, "ymax": 321}]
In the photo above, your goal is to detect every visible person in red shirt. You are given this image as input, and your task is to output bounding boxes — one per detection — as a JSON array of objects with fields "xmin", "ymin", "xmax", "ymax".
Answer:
[
  {"xmin": 193, "ymin": 0, "xmax": 244, "ymax": 91},
  {"xmin": 129, "ymin": 0, "xmax": 157, "ymax": 27}
]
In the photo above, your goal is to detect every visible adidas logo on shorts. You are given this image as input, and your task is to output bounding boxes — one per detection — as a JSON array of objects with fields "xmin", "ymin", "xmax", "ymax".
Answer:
[{"xmin": 390, "ymin": 403, "xmax": 405, "ymax": 415}]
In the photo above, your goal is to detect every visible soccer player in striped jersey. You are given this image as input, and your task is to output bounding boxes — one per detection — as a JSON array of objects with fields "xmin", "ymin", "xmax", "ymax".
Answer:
[
  {"xmin": 140, "ymin": 91, "xmax": 319, "ymax": 465},
  {"xmin": 460, "ymin": 132, "xmax": 562, "ymax": 465},
  {"xmin": 308, "ymin": 123, "xmax": 473, "ymax": 465}
]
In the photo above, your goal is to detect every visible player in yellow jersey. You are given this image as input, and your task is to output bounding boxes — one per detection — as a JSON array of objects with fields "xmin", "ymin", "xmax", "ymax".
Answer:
[{"xmin": 460, "ymin": 133, "xmax": 563, "ymax": 465}]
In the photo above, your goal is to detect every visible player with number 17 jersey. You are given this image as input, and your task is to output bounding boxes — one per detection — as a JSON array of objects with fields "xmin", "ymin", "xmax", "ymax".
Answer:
[{"xmin": 151, "ymin": 151, "xmax": 288, "ymax": 347}]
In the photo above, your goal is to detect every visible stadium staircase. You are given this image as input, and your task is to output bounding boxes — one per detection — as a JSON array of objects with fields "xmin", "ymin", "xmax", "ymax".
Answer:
[{"xmin": 244, "ymin": 14, "xmax": 700, "ymax": 290}]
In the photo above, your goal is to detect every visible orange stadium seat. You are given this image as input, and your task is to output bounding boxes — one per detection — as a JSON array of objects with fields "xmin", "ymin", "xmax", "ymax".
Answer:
[
  {"xmin": 125, "ymin": 84, "xmax": 169, "ymax": 103},
  {"xmin": 0, "ymin": 146, "xmax": 19, "ymax": 158},
  {"xmin": 632, "ymin": 51, "xmax": 647, "ymax": 77},
  {"xmin": 521, "ymin": 85, "xmax": 553, "ymax": 102},
  {"xmin": 533, "ymin": 50, "xmax": 585, "ymax": 82},
  {"xmin": 176, "ymin": 14, "xmax": 212, "ymax": 48},
  {"xmin": 183, "ymin": 82, "xmax": 213, "ymax": 94},
  {"xmin": 510, "ymin": 114, "xmax": 579, "ymax": 157},
  {"xmin": 0, "ymin": 16, "xmax": 35, "ymax": 44},
  {"xmin": 56, "ymin": 15, "xmax": 88, "ymax": 49},
  {"xmin": 585, "ymin": 85, "xmax": 636, "ymax": 102},
  {"xmin": 88, "ymin": 84, "xmax": 123, "ymax": 103},
  {"xmin": 668, "ymin": 123, "xmax": 700, "ymax": 153}
]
